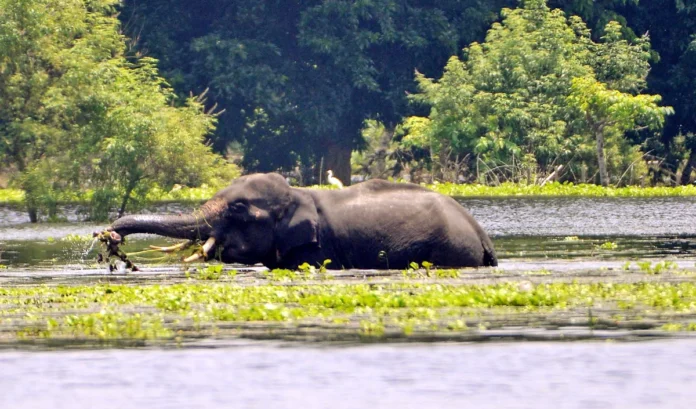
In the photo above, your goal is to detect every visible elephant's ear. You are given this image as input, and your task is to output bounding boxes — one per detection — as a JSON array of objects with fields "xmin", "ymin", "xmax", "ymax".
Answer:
[{"xmin": 275, "ymin": 190, "xmax": 319, "ymax": 256}]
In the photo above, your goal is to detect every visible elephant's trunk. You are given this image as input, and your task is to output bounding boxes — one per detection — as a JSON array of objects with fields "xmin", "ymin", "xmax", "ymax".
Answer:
[{"xmin": 109, "ymin": 200, "xmax": 223, "ymax": 240}]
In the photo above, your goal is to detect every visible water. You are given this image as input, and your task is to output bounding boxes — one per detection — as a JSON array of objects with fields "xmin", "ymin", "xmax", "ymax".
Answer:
[
  {"xmin": 2, "ymin": 196, "xmax": 696, "ymax": 267},
  {"xmin": 460, "ymin": 196, "xmax": 696, "ymax": 237},
  {"xmin": 2, "ymin": 196, "xmax": 695, "ymax": 239},
  {"xmin": 2, "ymin": 196, "xmax": 696, "ymax": 408},
  {"xmin": 1, "ymin": 340, "xmax": 695, "ymax": 409}
]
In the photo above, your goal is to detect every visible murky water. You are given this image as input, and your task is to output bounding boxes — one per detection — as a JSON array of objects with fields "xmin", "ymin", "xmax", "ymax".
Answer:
[
  {"xmin": 2, "ymin": 340, "xmax": 696, "ymax": 409},
  {"xmin": 2, "ymin": 196, "xmax": 696, "ymax": 408},
  {"xmin": 2, "ymin": 196, "xmax": 696, "ymax": 267}
]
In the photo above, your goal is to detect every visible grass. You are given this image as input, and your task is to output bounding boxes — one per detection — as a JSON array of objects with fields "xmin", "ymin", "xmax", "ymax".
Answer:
[
  {"xmin": 2, "ymin": 272, "xmax": 696, "ymax": 345},
  {"xmin": 0, "ymin": 189, "xmax": 25, "ymax": 205},
  {"xmin": 427, "ymin": 181, "xmax": 696, "ymax": 197},
  {"xmin": 3, "ymin": 181, "xmax": 696, "ymax": 208},
  {"xmin": 0, "ymin": 185, "xmax": 219, "ymax": 207}
]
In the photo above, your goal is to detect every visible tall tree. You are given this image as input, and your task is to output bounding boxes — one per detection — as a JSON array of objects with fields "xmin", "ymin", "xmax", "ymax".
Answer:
[{"xmin": 568, "ymin": 76, "xmax": 672, "ymax": 186}]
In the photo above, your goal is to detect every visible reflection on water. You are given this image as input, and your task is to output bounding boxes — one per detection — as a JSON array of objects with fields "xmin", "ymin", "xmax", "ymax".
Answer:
[
  {"xmin": 460, "ymin": 196, "xmax": 696, "ymax": 237},
  {"xmin": 3, "ymin": 235, "xmax": 696, "ymax": 268},
  {"xmin": 1, "ymin": 340, "xmax": 695, "ymax": 409},
  {"xmin": 497, "ymin": 235, "xmax": 696, "ymax": 259},
  {"xmin": 2, "ymin": 196, "xmax": 696, "ymax": 238},
  {"xmin": 0, "ymin": 202, "xmax": 198, "ymax": 226}
]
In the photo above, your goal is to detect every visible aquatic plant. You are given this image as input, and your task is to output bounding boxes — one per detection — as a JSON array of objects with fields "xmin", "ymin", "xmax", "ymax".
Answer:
[
  {"xmin": 197, "ymin": 265, "xmax": 224, "ymax": 280},
  {"xmin": 636, "ymin": 261, "xmax": 679, "ymax": 275},
  {"xmin": 598, "ymin": 241, "xmax": 618, "ymax": 250},
  {"xmin": 2, "ymin": 277, "xmax": 696, "ymax": 344}
]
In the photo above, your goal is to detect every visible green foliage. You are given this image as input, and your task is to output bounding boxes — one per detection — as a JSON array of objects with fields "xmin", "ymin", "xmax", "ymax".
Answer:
[
  {"xmin": 0, "ymin": 0, "xmax": 230, "ymax": 222},
  {"xmin": 264, "ymin": 269, "xmax": 300, "ymax": 282},
  {"xmin": 297, "ymin": 259, "xmax": 333, "ymax": 279},
  {"xmin": 60, "ymin": 234, "xmax": 92, "ymax": 244},
  {"xmin": 403, "ymin": 261, "xmax": 459, "ymax": 279},
  {"xmin": 661, "ymin": 322, "xmax": 696, "ymax": 332},
  {"xmin": 352, "ymin": 120, "xmax": 403, "ymax": 179},
  {"xmin": 567, "ymin": 75, "xmax": 673, "ymax": 185},
  {"xmin": 401, "ymin": 0, "xmax": 671, "ymax": 185},
  {"xmin": 120, "ymin": 0, "xmax": 510, "ymax": 180}
]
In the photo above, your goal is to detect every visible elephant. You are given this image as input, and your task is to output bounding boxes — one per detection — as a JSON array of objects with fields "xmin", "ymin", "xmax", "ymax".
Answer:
[{"xmin": 106, "ymin": 173, "xmax": 497, "ymax": 269}]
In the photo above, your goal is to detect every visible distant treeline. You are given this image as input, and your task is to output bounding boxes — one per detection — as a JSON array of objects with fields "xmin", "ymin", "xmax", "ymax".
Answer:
[
  {"xmin": 2, "ymin": 0, "xmax": 696, "ymax": 221},
  {"xmin": 117, "ymin": 0, "xmax": 696, "ymax": 186}
]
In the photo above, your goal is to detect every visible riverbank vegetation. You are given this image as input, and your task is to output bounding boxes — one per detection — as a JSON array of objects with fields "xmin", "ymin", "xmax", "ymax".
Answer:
[
  {"xmin": 1, "ymin": 268, "xmax": 696, "ymax": 346},
  {"xmin": 4, "ymin": 182, "xmax": 696, "ymax": 212}
]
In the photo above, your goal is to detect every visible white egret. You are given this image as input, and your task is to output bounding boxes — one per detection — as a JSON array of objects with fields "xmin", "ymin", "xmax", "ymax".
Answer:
[{"xmin": 326, "ymin": 170, "xmax": 344, "ymax": 189}]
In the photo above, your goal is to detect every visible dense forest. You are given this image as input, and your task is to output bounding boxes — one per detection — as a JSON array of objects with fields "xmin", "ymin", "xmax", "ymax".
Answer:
[{"xmin": 2, "ymin": 0, "xmax": 696, "ymax": 219}]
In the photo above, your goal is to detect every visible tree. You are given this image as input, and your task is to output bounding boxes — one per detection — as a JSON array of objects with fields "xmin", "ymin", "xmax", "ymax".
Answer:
[
  {"xmin": 351, "ymin": 120, "xmax": 405, "ymax": 179},
  {"xmin": 120, "ymin": 0, "xmax": 513, "ymax": 184},
  {"xmin": 623, "ymin": 1, "xmax": 696, "ymax": 184},
  {"xmin": 401, "ymin": 0, "xmax": 670, "ymax": 185},
  {"xmin": 567, "ymin": 76, "xmax": 673, "ymax": 185},
  {"xmin": 0, "ymin": 0, "xmax": 231, "ymax": 221},
  {"xmin": 549, "ymin": 1, "xmax": 696, "ymax": 184}
]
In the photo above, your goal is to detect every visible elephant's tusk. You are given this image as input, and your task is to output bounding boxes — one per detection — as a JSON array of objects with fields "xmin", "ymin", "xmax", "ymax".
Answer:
[
  {"xmin": 182, "ymin": 237, "xmax": 216, "ymax": 263},
  {"xmin": 149, "ymin": 240, "xmax": 193, "ymax": 253},
  {"xmin": 202, "ymin": 237, "xmax": 216, "ymax": 254},
  {"xmin": 183, "ymin": 253, "xmax": 202, "ymax": 263}
]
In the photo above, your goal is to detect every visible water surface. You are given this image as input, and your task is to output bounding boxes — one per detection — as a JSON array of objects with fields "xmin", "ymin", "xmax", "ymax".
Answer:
[
  {"xmin": 2, "ymin": 196, "xmax": 696, "ymax": 409},
  {"xmin": 2, "ymin": 340, "xmax": 695, "ymax": 409},
  {"xmin": 2, "ymin": 196, "xmax": 696, "ymax": 267}
]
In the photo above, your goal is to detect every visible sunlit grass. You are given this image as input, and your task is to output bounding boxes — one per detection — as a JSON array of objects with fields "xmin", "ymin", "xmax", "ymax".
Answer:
[
  {"xmin": 0, "ymin": 189, "xmax": 24, "ymax": 205},
  {"xmin": 4, "ymin": 181, "xmax": 696, "ymax": 208},
  {"xmin": 427, "ymin": 181, "xmax": 696, "ymax": 197},
  {"xmin": 139, "ymin": 181, "xmax": 696, "ymax": 199}
]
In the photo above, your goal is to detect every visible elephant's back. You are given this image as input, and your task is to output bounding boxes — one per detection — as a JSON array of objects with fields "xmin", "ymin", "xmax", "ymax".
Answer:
[{"xmin": 348, "ymin": 178, "xmax": 431, "ymax": 194}]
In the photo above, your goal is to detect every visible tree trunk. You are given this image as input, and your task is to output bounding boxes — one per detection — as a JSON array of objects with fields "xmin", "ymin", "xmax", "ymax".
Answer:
[
  {"xmin": 323, "ymin": 142, "xmax": 352, "ymax": 186},
  {"xmin": 680, "ymin": 148, "xmax": 696, "ymax": 185},
  {"xmin": 596, "ymin": 128, "xmax": 609, "ymax": 186},
  {"xmin": 27, "ymin": 207, "xmax": 38, "ymax": 223},
  {"xmin": 118, "ymin": 182, "xmax": 137, "ymax": 219},
  {"xmin": 373, "ymin": 128, "xmax": 393, "ymax": 178},
  {"xmin": 15, "ymin": 158, "xmax": 37, "ymax": 223}
]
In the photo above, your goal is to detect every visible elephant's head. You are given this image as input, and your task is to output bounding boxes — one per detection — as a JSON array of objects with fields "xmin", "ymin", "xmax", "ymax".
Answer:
[{"xmin": 108, "ymin": 173, "xmax": 319, "ymax": 265}]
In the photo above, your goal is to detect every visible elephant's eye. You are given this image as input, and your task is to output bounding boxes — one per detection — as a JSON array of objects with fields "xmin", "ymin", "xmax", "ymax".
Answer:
[{"xmin": 229, "ymin": 202, "xmax": 248, "ymax": 214}]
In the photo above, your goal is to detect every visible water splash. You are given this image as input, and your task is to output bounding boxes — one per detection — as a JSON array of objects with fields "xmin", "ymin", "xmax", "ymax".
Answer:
[
  {"xmin": 114, "ymin": 260, "xmax": 128, "ymax": 274},
  {"xmin": 81, "ymin": 237, "xmax": 99, "ymax": 264}
]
